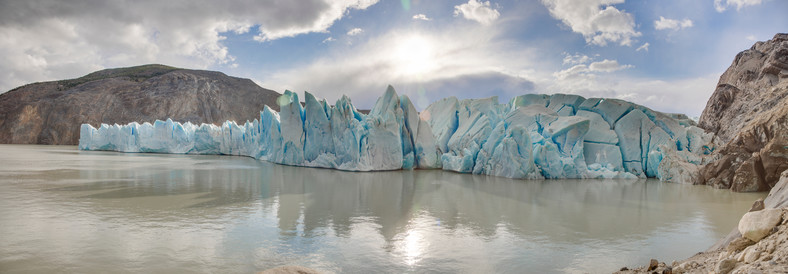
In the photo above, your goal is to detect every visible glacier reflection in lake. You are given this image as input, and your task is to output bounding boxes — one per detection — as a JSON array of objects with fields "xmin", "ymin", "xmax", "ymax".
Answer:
[{"xmin": 0, "ymin": 145, "xmax": 763, "ymax": 273}]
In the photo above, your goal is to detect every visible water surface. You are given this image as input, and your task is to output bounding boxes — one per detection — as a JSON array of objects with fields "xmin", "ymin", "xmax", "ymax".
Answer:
[{"xmin": 0, "ymin": 145, "xmax": 763, "ymax": 273}]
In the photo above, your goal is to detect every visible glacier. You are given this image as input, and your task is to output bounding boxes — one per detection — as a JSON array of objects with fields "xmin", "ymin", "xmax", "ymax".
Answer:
[{"xmin": 79, "ymin": 85, "xmax": 714, "ymax": 181}]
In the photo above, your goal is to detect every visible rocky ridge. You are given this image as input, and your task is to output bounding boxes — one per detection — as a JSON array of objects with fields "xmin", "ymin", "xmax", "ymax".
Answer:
[
  {"xmin": 699, "ymin": 33, "xmax": 788, "ymax": 192},
  {"xmin": 0, "ymin": 64, "xmax": 281, "ymax": 145}
]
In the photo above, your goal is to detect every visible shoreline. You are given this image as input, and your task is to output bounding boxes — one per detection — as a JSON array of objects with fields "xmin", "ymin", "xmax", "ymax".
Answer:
[{"xmin": 617, "ymin": 171, "xmax": 788, "ymax": 273}]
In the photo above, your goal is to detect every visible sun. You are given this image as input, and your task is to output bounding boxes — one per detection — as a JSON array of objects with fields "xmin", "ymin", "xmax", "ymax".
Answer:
[{"xmin": 393, "ymin": 34, "xmax": 437, "ymax": 77}]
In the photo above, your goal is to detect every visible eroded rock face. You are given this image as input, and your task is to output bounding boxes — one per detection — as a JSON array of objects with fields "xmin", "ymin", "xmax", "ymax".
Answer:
[
  {"xmin": 0, "ymin": 64, "xmax": 281, "ymax": 145},
  {"xmin": 699, "ymin": 33, "xmax": 788, "ymax": 192},
  {"xmin": 699, "ymin": 33, "xmax": 788, "ymax": 143}
]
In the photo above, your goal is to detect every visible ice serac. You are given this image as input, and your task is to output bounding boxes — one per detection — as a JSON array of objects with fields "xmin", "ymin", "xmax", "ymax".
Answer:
[
  {"xmin": 363, "ymin": 86, "xmax": 405, "ymax": 170},
  {"xmin": 547, "ymin": 94, "xmax": 585, "ymax": 116},
  {"xmin": 79, "ymin": 88, "xmax": 715, "ymax": 182},
  {"xmin": 472, "ymin": 123, "xmax": 540, "ymax": 179},
  {"xmin": 303, "ymin": 92, "xmax": 334, "ymax": 165},
  {"xmin": 330, "ymin": 95, "xmax": 364, "ymax": 169},
  {"xmin": 441, "ymin": 111, "xmax": 489, "ymax": 172},
  {"xmin": 590, "ymin": 98, "xmax": 635, "ymax": 128},
  {"xmin": 399, "ymin": 95, "xmax": 419, "ymax": 169},
  {"xmin": 534, "ymin": 116, "xmax": 590, "ymax": 178},
  {"xmin": 421, "ymin": 96, "xmax": 459, "ymax": 153},
  {"xmin": 510, "ymin": 94, "xmax": 550, "ymax": 110},
  {"xmin": 258, "ymin": 106, "xmax": 283, "ymax": 161},
  {"xmin": 414, "ymin": 118, "xmax": 442, "ymax": 169},
  {"xmin": 441, "ymin": 97, "xmax": 504, "ymax": 173},
  {"xmin": 575, "ymin": 110, "xmax": 618, "ymax": 144},
  {"xmin": 278, "ymin": 90, "xmax": 305, "ymax": 165}
]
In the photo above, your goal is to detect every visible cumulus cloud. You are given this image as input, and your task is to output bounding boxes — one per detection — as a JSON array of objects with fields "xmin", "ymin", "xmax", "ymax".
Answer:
[
  {"xmin": 562, "ymin": 53, "xmax": 592, "ymax": 65},
  {"xmin": 589, "ymin": 59, "xmax": 633, "ymax": 72},
  {"xmin": 714, "ymin": 0, "xmax": 763, "ymax": 12},
  {"xmin": 654, "ymin": 16, "xmax": 693, "ymax": 30},
  {"xmin": 0, "ymin": 0, "xmax": 379, "ymax": 93},
  {"xmin": 547, "ymin": 51, "xmax": 713, "ymax": 117},
  {"xmin": 412, "ymin": 14, "xmax": 431, "ymax": 21},
  {"xmin": 453, "ymin": 0, "xmax": 501, "ymax": 25},
  {"xmin": 347, "ymin": 28, "xmax": 364, "ymax": 36},
  {"xmin": 552, "ymin": 75, "xmax": 719, "ymax": 117},
  {"xmin": 553, "ymin": 65, "xmax": 593, "ymax": 80},
  {"xmin": 636, "ymin": 42, "xmax": 649, "ymax": 52},
  {"xmin": 263, "ymin": 25, "xmax": 539, "ymax": 109},
  {"xmin": 541, "ymin": 0, "xmax": 641, "ymax": 46},
  {"xmin": 322, "ymin": 37, "xmax": 336, "ymax": 43},
  {"xmin": 546, "ymin": 68, "xmax": 716, "ymax": 116},
  {"xmin": 553, "ymin": 59, "xmax": 632, "ymax": 79}
]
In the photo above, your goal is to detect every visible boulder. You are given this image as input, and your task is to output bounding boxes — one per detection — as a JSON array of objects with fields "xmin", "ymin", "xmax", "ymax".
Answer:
[
  {"xmin": 715, "ymin": 258, "xmax": 737, "ymax": 274},
  {"xmin": 730, "ymin": 152, "xmax": 769, "ymax": 192},
  {"xmin": 738, "ymin": 208, "xmax": 783, "ymax": 242}
]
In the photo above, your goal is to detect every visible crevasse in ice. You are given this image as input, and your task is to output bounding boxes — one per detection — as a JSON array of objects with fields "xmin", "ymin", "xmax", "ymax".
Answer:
[{"xmin": 79, "ymin": 85, "xmax": 713, "ymax": 181}]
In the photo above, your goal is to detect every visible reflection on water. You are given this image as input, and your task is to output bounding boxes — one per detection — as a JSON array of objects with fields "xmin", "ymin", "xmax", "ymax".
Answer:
[{"xmin": 0, "ymin": 145, "xmax": 763, "ymax": 273}]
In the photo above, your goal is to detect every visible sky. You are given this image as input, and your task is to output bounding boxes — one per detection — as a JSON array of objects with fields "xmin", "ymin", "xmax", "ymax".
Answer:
[{"xmin": 1, "ymin": 0, "xmax": 786, "ymax": 116}]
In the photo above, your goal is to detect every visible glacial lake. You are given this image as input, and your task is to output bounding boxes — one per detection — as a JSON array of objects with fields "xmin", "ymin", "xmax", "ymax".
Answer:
[{"xmin": 0, "ymin": 145, "xmax": 764, "ymax": 273}]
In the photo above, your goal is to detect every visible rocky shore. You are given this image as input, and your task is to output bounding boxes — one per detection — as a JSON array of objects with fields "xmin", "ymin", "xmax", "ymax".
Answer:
[{"xmin": 617, "ymin": 171, "xmax": 788, "ymax": 274}]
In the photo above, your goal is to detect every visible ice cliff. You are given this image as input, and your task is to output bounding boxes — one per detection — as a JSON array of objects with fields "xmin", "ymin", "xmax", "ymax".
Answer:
[{"xmin": 79, "ymin": 85, "xmax": 713, "ymax": 181}]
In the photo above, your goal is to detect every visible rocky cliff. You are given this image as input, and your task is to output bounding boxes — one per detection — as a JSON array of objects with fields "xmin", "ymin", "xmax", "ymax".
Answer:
[
  {"xmin": 699, "ymin": 33, "xmax": 788, "ymax": 192},
  {"xmin": 0, "ymin": 64, "xmax": 281, "ymax": 145}
]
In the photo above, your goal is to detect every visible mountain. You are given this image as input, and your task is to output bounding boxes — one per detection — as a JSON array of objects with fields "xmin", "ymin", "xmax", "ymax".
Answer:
[
  {"xmin": 0, "ymin": 64, "xmax": 281, "ymax": 145},
  {"xmin": 699, "ymin": 33, "xmax": 788, "ymax": 192}
]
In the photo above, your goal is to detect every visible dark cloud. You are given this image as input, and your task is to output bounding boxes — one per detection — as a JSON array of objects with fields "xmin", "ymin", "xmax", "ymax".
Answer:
[{"xmin": 0, "ymin": 0, "xmax": 379, "ymax": 92}]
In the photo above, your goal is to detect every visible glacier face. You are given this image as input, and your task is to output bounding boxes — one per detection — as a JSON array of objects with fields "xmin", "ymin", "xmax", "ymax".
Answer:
[{"xmin": 79, "ymin": 85, "xmax": 713, "ymax": 181}]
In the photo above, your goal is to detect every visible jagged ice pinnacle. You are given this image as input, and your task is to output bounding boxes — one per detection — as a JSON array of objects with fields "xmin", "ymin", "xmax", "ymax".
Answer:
[{"xmin": 79, "ymin": 86, "xmax": 714, "ymax": 181}]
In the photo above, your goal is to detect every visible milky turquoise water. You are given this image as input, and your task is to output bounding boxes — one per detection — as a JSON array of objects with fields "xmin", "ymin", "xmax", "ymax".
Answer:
[{"xmin": 0, "ymin": 145, "xmax": 764, "ymax": 273}]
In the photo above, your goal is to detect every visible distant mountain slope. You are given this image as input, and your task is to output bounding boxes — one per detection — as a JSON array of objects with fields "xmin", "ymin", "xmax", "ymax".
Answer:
[{"xmin": 0, "ymin": 64, "xmax": 281, "ymax": 145}]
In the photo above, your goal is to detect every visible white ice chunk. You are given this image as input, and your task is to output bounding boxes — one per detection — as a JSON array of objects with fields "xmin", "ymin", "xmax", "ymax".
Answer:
[
  {"xmin": 547, "ymin": 94, "xmax": 585, "ymax": 115},
  {"xmin": 509, "ymin": 94, "xmax": 550, "ymax": 111},
  {"xmin": 592, "ymin": 98, "xmax": 635, "ymax": 128},
  {"xmin": 473, "ymin": 123, "xmax": 541, "ymax": 179},
  {"xmin": 304, "ymin": 92, "xmax": 334, "ymax": 163},
  {"xmin": 421, "ymin": 96, "xmax": 459, "ymax": 153},
  {"xmin": 414, "ymin": 118, "xmax": 442, "ymax": 169},
  {"xmin": 278, "ymin": 90, "xmax": 305, "ymax": 165},
  {"xmin": 330, "ymin": 95, "xmax": 364, "ymax": 169},
  {"xmin": 583, "ymin": 142, "xmax": 623, "ymax": 171},
  {"xmin": 586, "ymin": 163, "xmax": 638, "ymax": 179}
]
